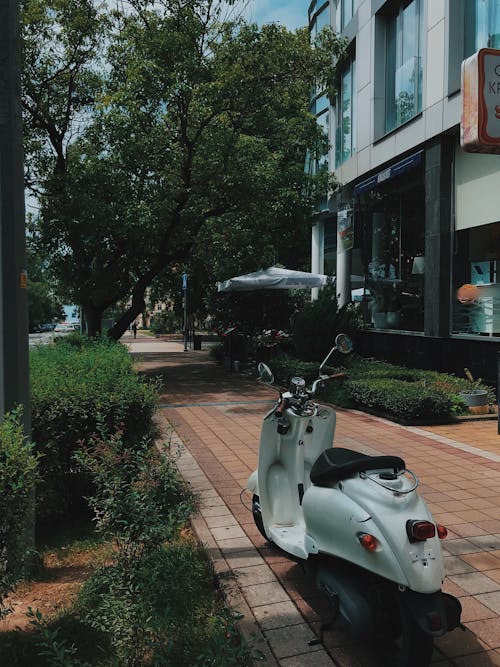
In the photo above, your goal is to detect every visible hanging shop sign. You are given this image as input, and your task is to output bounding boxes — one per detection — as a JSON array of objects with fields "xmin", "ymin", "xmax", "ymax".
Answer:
[
  {"xmin": 461, "ymin": 48, "xmax": 500, "ymax": 154},
  {"xmin": 337, "ymin": 208, "xmax": 353, "ymax": 253}
]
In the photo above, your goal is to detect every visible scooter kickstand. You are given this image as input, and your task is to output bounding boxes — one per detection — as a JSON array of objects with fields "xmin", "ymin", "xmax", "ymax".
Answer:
[{"xmin": 308, "ymin": 593, "xmax": 339, "ymax": 646}]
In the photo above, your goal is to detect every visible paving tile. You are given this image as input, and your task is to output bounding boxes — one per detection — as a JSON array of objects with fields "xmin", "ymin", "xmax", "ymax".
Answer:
[
  {"xmin": 434, "ymin": 627, "xmax": 490, "ymax": 657},
  {"xmin": 466, "ymin": 618, "xmax": 500, "ymax": 649},
  {"xmin": 445, "ymin": 556, "xmax": 476, "ymax": 576},
  {"xmin": 279, "ymin": 650, "xmax": 335, "ymax": 666},
  {"xmin": 449, "ymin": 572, "xmax": 500, "ymax": 594},
  {"xmin": 241, "ymin": 581, "xmax": 290, "ymax": 607},
  {"xmin": 461, "ymin": 552, "xmax": 500, "ymax": 571},
  {"xmin": 460, "ymin": 595, "xmax": 498, "ymax": 621},
  {"xmin": 445, "ymin": 539, "xmax": 484, "ymax": 556},
  {"xmin": 470, "ymin": 535, "xmax": 500, "ymax": 550},
  {"xmin": 234, "ymin": 563, "xmax": 276, "ymax": 587},
  {"xmin": 264, "ymin": 623, "xmax": 322, "ymax": 660},
  {"xmin": 454, "ymin": 650, "xmax": 500, "ymax": 666},
  {"xmin": 253, "ymin": 600, "xmax": 304, "ymax": 631},
  {"xmin": 475, "ymin": 592, "xmax": 500, "ymax": 615},
  {"xmin": 211, "ymin": 524, "xmax": 246, "ymax": 541}
]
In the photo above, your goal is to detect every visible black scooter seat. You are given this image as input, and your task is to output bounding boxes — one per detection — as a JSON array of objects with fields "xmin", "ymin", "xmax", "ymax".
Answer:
[{"xmin": 310, "ymin": 447, "xmax": 406, "ymax": 486}]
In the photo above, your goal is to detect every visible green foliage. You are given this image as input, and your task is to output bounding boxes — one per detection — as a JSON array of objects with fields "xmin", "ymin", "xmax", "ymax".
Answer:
[
  {"xmin": 22, "ymin": 0, "xmax": 346, "ymax": 337},
  {"xmin": 78, "ymin": 543, "xmax": 252, "ymax": 667},
  {"xmin": 347, "ymin": 378, "xmax": 457, "ymax": 421},
  {"xmin": 0, "ymin": 409, "xmax": 39, "ymax": 620},
  {"xmin": 269, "ymin": 353, "xmax": 494, "ymax": 421},
  {"xmin": 26, "ymin": 608, "xmax": 89, "ymax": 667},
  {"xmin": 149, "ymin": 310, "xmax": 179, "ymax": 335},
  {"xmin": 292, "ymin": 286, "xmax": 360, "ymax": 361},
  {"xmin": 74, "ymin": 427, "xmax": 196, "ymax": 559},
  {"xmin": 30, "ymin": 336, "xmax": 158, "ymax": 524}
]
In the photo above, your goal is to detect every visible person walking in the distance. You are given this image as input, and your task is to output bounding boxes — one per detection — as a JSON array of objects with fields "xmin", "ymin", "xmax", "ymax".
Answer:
[{"xmin": 132, "ymin": 322, "xmax": 137, "ymax": 339}]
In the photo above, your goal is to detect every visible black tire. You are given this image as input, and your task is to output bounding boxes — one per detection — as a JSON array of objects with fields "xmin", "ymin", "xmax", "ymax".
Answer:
[
  {"xmin": 252, "ymin": 494, "xmax": 270, "ymax": 542},
  {"xmin": 376, "ymin": 589, "xmax": 434, "ymax": 667}
]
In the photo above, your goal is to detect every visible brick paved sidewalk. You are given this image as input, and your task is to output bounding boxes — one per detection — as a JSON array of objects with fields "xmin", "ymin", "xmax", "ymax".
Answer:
[{"xmin": 128, "ymin": 334, "xmax": 500, "ymax": 666}]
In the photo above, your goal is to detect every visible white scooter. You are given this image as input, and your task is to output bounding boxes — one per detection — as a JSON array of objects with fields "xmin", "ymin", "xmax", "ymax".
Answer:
[{"xmin": 247, "ymin": 334, "xmax": 462, "ymax": 667}]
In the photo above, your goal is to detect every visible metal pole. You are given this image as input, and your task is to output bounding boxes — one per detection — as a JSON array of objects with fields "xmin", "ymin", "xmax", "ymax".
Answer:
[
  {"xmin": 182, "ymin": 273, "xmax": 188, "ymax": 351},
  {"xmin": 0, "ymin": 0, "xmax": 30, "ymax": 428}
]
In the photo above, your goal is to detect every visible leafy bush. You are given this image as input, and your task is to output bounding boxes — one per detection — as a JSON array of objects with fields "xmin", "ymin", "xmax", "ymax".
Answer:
[
  {"xmin": 30, "ymin": 335, "xmax": 158, "ymax": 525},
  {"xmin": 78, "ymin": 543, "xmax": 252, "ymax": 667},
  {"xmin": 209, "ymin": 342, "xmax": 224, "ymax": 364},
  {"xmin": 150, "ymin": 311, "xmax": 179, "ymax": 335},
  {"xmin": 269, "ymin": 354, "xmax": 331, "ymax": 386},
  {"xmin": 0, "ymin": 409, "xmax": 39, "ymax": 619},
  {"xmin": 74, "ymin": 426, "xmax": 196, "ymax": 558},
  {"xmin": 292, "ymin": 286, "xmax": 360, "ymax": 361}
]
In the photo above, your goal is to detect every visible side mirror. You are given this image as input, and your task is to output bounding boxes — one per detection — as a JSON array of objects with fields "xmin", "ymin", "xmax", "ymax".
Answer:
[
  {"xmin": 335, "ymin": 333, "xmax": 353, "ymax": 355},
  {"xmin": 257, "ymin": 362, "xmax": 274, "ymax": 385}
]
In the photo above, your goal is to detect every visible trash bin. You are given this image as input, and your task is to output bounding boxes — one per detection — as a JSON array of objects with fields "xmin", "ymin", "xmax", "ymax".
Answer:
[
  {"xmin": 193, "ymin": 335, "xmax": 201, "ymax": 350},
  {"xmin": 222, "ymin": 327, "xmax": 246, "ymax": 370}
]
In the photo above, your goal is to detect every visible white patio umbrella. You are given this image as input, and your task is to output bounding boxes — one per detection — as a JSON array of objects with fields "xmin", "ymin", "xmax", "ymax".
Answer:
[{"xmin": 217, "ymin": 266, "xmax": 334, "ymax": 292}]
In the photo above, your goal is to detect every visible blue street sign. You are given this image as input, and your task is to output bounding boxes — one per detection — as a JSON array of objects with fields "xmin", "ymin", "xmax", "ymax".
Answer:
[{"xmin": 182, "ymin": 273, "xmax": 188, "ymax": 290}]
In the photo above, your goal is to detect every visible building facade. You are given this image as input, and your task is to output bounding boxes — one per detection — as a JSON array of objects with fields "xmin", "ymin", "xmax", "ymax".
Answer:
[{"xmin": 308, "ymin": 0, "xmax": 500, "ymax": 384}]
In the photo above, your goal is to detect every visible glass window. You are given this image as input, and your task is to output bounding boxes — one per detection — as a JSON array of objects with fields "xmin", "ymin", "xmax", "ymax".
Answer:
[
  {"xmin": 335, "ymin": 0, "xmax": 354, "ymax": 30},
  {"xmin": 335, "ymin": 57, "xmax": 355, "ymax": 166},
  {"xmin": 452, "ymin": 222, "xmax": 500, "ymax": 336},
  {"xmin": 465, "ymin": 0, "xmax": 500, "ymax": 56},
  {"xmin": 311, "ymin": 2, "xmax": 330, "ymax": 38},
  {"xmin": 306, "ymin": 93, "xmax": 330, "ymax": 211},
  {"xmin": 358, "ymin": 174, "xmax": 425, "ymax": 331},
  {"xmin": 385, "ymin": 0, "xmax": 423, "ymax": 133}
]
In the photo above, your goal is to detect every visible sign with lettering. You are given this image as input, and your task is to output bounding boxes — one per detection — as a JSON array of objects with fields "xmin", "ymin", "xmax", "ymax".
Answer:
[
  {"xmin": 337, "ymin": 209, "xmax": 353, "ymax": 253},
  {"xmin": 461, "ymin": 48, "xmax": 500, "ymax": 154}
]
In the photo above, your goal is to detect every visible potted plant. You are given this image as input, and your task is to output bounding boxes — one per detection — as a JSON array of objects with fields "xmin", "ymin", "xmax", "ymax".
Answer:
[{"xmin": 458, "ymin": 368, "xmax": 489, "ymax": 414}]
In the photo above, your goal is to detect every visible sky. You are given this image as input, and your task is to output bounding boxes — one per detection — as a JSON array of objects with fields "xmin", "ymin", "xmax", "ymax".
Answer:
[{"xmin": 242, "ymin": 0, "xmax": 307, "ymax": 30}]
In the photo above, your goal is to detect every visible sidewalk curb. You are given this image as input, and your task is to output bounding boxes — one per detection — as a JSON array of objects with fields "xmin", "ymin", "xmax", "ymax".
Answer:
[{"xmin": 166, "ymin": 429, "xmax": 336, "ymax": 667}]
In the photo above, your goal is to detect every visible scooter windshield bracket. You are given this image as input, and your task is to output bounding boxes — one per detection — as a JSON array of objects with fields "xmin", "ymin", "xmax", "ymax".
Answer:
[{"xmin": 360, "ymin": 468, "xmax": 419, "ymax": 495}]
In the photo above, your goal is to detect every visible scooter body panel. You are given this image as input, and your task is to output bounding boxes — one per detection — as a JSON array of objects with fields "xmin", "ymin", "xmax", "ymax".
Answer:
[{"xmin": 249, "ymin": 406, "xmax": 445, "ymax": 593}]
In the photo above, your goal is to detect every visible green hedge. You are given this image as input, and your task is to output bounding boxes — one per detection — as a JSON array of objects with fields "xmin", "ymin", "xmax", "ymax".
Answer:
[
  {"xmin": 0, "ymin": 409, "xmax": 39, "ymax": 618},
  {"xmin": 30, "ymin": 335, "xmax": 157, "ymax": 525},
  {"xmin": 348, "ymin": 378, "xmax": 459, "ymax": 421},
  {"xmin": 267, "ymin": 353, "xmax": 494, "ymax": 422}
]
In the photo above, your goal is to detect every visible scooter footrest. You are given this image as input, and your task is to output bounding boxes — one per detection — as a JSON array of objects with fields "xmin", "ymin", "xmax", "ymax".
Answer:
[{"xmin": 310, "ymin": 447, "xmax": 405, "ymax": 486}]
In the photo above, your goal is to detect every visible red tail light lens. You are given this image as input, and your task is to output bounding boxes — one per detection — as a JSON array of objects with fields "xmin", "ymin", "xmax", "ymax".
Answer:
[
  {"xmin": 437, "ymin": 524, "xmax": 448, "ymax": 539},
  {"xmin": 358, "ymin": 533, "xmax": 379, "ymax": 552},
  {"xmin": 406, "ymin": 520, "xmax": 436, "ymax": 543}
]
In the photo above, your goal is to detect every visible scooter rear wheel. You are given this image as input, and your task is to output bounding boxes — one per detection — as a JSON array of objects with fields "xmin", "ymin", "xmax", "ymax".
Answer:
[{"xmin": 376, "ymin": 589, "xmax": 434, "ymax": 667}]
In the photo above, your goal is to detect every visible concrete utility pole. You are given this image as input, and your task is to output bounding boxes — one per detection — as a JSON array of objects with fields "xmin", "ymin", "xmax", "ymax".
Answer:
[{"xmin": 0, "ymin": 0, "xmax": 30, "ymax": 428}]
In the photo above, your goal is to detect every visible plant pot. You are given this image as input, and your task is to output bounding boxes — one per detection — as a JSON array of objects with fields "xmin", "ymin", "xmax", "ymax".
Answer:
[{"xmin": 459, "ymin": 389, "xmax": 489, "ymax": 414}]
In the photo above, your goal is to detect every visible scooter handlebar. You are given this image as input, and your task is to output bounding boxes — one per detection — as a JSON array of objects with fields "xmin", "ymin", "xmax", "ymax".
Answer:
[{"xmin": 275, "ymin": 398, "xmax": 288, "ymax": 418}]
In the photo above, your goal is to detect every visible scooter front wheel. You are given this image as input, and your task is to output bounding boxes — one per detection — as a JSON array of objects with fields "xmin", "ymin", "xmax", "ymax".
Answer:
[
  {"xmin": 252, "ymin": 494, "xmax": 270, "ymax": 543},
  {"xmin": 377, "ymin": 589, "xmax": 434, "ymax": 667}
]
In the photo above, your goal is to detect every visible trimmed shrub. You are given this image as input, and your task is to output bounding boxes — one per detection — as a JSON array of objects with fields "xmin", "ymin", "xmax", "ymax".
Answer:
[
  {"xmin": 0, "ymin": 409, "xmax": 39, "ymax": 619},
  {"xmin": 150, "ymin": 311, "xmax": 179, "ymax": 335},
  {"xmin": 292, "ymin": 286, "xmax": 360, "ymax": 361},
  {"xmin": 30, "ymin": 335, "xmax": 157, "ymax": 525},
  {"xmin": 348, "ymin": 378, "xmax": 458, "ymax": 421}
]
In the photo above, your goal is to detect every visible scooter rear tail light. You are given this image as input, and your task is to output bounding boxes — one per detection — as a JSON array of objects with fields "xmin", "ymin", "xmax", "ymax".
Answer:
[
  {"xmin": 358, "ymin": 533, "xmax": 378, "ymax": 552},
  {"xmin": 406, "ymin": 520, "xmax": 436, "ymax": 543},
  {"xmin": 437, "ymin": 524, "xmax": 448, "ymax": 539}
]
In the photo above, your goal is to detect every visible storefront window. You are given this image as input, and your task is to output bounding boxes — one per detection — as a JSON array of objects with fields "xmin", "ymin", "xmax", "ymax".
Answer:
[
  {"xmin": 452, "ymin": 222, "xmax": 500, "ymax": 336},
  {"xmin": 465, "ymin": 0, "xmax": 500, "ymax": 56},
  {"xmin": 324, "ymin": 221, "xmax": 337, "ymax": 276},
  {"xmin": 358, "ymin": 175, "xmax": 425, "ymax": 331}
]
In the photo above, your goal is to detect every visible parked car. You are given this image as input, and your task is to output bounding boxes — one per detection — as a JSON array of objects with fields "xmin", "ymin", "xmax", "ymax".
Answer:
[{"xmin": 54, "ymin": 322, "xmax": 77, "ymax": 333}]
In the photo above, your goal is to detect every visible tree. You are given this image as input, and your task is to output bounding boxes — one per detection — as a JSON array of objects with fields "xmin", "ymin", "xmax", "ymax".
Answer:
[{"xmin": 23, "ymin": 0, "xmax": 345, "ymax": 338}]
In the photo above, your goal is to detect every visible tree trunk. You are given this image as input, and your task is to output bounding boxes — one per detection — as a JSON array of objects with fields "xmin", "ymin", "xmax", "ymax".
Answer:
[
  {"xmin": 84, "ymin": 302, "xmax": 104, "ymax": 337},
  {"xmin": 107, "ymin": 271, "xmax": 156, "ymax": 340}
]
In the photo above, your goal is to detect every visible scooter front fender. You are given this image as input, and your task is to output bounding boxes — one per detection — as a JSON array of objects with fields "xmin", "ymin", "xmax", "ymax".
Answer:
[{"xmin": 247, "ymin": 469, "xmax": 258, "ymax": 495}]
